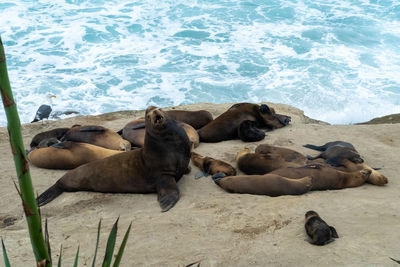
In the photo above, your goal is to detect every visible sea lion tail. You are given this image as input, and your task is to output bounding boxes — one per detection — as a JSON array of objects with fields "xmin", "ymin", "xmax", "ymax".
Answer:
[
  {"xmin": 303, "ymin": 144, "xmax": 324, "ymax": 151},
  {"xmin": 36, "ymin": 183, "xmax": 64, "ymax": 207}
]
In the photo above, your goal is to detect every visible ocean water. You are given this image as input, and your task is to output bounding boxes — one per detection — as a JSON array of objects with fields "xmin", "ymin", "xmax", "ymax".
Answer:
[{"xmin": 1, "ymin": 0, "xmax": 400, "ymax": 125}]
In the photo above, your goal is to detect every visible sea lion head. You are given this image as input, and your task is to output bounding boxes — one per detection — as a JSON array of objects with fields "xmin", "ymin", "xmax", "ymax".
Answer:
[
  {"xmin": 236, "ymin": 147, "xmax": 251, "ymax": 161},
  {"xmin": 258, "ymin": 104, "xmax": 291, "ymax": 129},
  {"xmin": 145, "ymin": 106, "xmax": 170, "ymax": 131}
]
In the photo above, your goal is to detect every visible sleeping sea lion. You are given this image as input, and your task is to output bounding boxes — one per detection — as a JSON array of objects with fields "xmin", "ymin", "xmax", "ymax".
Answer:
[
  {"xmin": 304, "ymin": 141, "xmax": 363, "ymax": 167},
  {"xmin": 197, "ymin": 103, "xmax": 291, "ymax": 142},
  {"xmin": 305, "ymin": 210, "xmax": 338, "ymax": 246},
  {"xmin": 28, "ymin": 141, "xmax": 123, "ymax": 169},
  {"xmin": 237, "ymin": 146, "xmax": 307, "ymax": 175},
  {"xmin": 269, "ymin": 164, "xmax": 372, "ymax": 190},
  {"xmin": 191, "ymin": 152, "xmax": 236, "ymax": 179},
  {"xmin": 213, "ymin": 173, "xmax": 312, "ymax": 196},
  {"xmin": 61, "ymin": 125, "xmax": 131, "ymax": 151},
  {"xmin": 30, "ymin": 127, "xmax": 71, "ymax": 148},
  {"xmin": 36, "ymin": 106, "xmax": 191, "ymax": 212},
  {"xmin": 121, "ymin": 119, "xmax": 199, "ymax": 148},
  {"xmin": 165, "ymin": 109, "xmax": 213, "ymax": 129}
]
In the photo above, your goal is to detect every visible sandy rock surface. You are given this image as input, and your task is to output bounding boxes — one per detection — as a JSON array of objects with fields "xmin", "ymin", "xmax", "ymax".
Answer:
[{"xmin": 0, "ymin": 102, "xmax": 399, "ymax": 266}]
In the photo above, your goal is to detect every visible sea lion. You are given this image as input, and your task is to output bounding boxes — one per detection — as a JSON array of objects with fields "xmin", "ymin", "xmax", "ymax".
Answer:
[
  {"xmin": 213, "ymin": 173, "xmax": 312, "ymax": 196},
  {"xmin": 165, "ymin": 109, "xmax": 213, "ymax": 129},
  {"xmin": 237, "ymin": 145, "xmax": 307, "ymax": 175},
  {"xmin": 197, "ymin": 103, "xmax": 291, "ymax": 142},
  {"xmin": 30, "ymin": 127, "xmax": 71, "ymax": 148},
  {"xmin": 61, "ymin": 125, "xmax": 131, "ymax": 151},
  {"xmin": 269, "ymin": 164, "xmax": 372, "ymax": 190},
  {"xmin": 191, "ymin": 152, "xmax": 236, "ymax": 179},
  {"xmin": 304, "ymin": 141, "xmax": 363, "ymax": 167},
  {"xmin": 305, "ymin": 210, "xmax": 338, "ymax": 246},
  {"xmin": 121, "ymin": 119, "xmax": 199, "ymax": 148},
  {"xmin": 28, "ymin": 141, "xmax": 123, "ymax": 169},
  {"xmin": 36, "ymin": 106, "xmax": 191, "ymax": 212},
  {"xmin": 329, "ymin": 159, "xmax": 388, "ymax": 186}
]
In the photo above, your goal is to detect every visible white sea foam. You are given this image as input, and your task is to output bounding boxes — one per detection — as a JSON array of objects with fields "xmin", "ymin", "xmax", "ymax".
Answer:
[{"xmin": 0, "ymin": 0, "xmax": 399, "ymax": 126}]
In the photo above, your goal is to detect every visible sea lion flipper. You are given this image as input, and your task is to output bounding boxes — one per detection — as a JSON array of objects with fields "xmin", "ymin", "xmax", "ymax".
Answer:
[
  {"xmin": 195, "ymin": 171, "xmax": 207, "ymax": 179},
  {"xmin": 212, "ymin": 172, "xmax": 227, "ymax": 180},
  {"xmin": 130, "ymin": 122, "xmax": 145, "ymax": 130},
  {"xmin": 330, "ymin": 226, "xmax": 339, "ymax": 238},
  {"xmin": 37, "ymin": 183, "xmax": 64, "ymax": 207},
  {"xmin": 79, "ymin": 126, "xmax": 105, "ymax": 132},
  {"xmin": 325, "ymin": 157, "xmax": 344, "ymax": 167},
  {"xmin": 156, "ymin": 178, "xmax": 180, "ymax": 212},
  {"xmin": 306, "ymin": 154, "xmax": 319, "ymax": 160},
  {"xmin": 303, "ymin": 144, "xmax": 325, "ymax": 151}
]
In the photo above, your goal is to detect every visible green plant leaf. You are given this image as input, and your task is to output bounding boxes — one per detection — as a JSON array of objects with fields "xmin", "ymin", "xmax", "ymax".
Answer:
[
  {"xmin": 1, "ymin": 238, "xmax": 11, "ymax": 267},
  {"xmin": 73, "ymin": 246, "xmax": 80, "ymax": 267},
  {"xmin": 57, "ymin": 245, "xmax": 62, "ymax": 267},
  {"xmin": 102, "ymin": 218, "xmax": 119, "ymax": 267},
  {"xmin": 112, "ymin": 222, "xmax": 132, "ymax": 267},
  {"xmin": 91, "ymin": 219, "xmax": 102, "ymax": 267}
]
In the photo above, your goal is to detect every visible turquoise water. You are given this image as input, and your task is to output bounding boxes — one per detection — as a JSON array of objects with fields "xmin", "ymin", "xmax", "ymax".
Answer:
[{"xmin": 1, "ymin": 0, "xmax": 399, "ymax": 125}]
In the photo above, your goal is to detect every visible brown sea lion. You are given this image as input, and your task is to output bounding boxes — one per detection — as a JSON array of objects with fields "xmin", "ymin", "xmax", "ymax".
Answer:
[
  {"xmin": 30, "ymin": 127, "xmax": 71, "ymax": 148},
  {"xmin": 304, "ymin": 141, "xmax": 363, "ymax": 167},
  {"xmin": 191, "ymin": 152, "xmax": 236, "ymax": 179},
  {"xmin": 166, "ymin": 109, "xmax": 213, "ymax": 129},
  {"xmin": 28, "ymin": 141, "xmax": 123, "ymax": 169},
  {"xmin": 61, "ymin": 125, "xmax": 131, "ymax": 151},
  {"xmin": 237, "ymin": 146, "xmax": 307, "ymax": 175},
  {"xmin": 36, "ymin": 106, "xmax": 192, "ymax": 212},
  {"xmin": 197, "ymin": 103, "xmax": 291, "ymax": 142},
  {"xmin": 121, "ymin": 119, "xmax": 199, "ymax": 148},
  {"xmin": 269, "ymin": 164, "xmax": 372, "ymax": 190},
  {"xmin": 305, "ymin": 211, "xmax": 338, "ymax": 246},
  {"xmin": 213, "ymin": 173, "xmax": 312, "ymax": 196}
]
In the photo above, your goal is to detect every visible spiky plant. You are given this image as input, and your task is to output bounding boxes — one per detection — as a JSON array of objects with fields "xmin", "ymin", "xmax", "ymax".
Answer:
[
  {"xmin": 0, "ymin": 35, "xmax": 51, "ymax": 266},
  {"xmin": 0, "ymin": 35, "xmax": 131, "ymax": 266}
]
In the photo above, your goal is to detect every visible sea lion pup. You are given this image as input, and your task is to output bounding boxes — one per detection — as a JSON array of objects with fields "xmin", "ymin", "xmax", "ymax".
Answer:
[
  {"xmin": 61, "ymin": 125, "xmax": 131, "ymax": 151},
  {"xmin": 191, "ymin": 152, "xmax": 236, "ymax": 179},
  {"xmin": 269, "ymin": 164, "xmax": 372, "ymax": 190},
  {"xmin": 304, "ymin": 141, "xmax": 363, "ymax": 167},
  {"xmin": 236, "ymin": 146, "xmax": 307, "ymax": 175},
  {"xmin": 165, "ymin": 109, "xmax": 213, "ymax": 129},
  {"xmin": 213, "ymin": 173, "xmax": 312, "ymax": 196},
  {"xmin": 305, "ymin": 211, "xmax": 338, "ymax": 246},
  {"xmin": 28, "ymin": 141, "xmax": 123, "ymax": 169},
  {"xmin": 121, "ymin": 119, "xmax": 199, "ymax": 148},
  {"xmin": 30, "ymin": 127, "xmax": 71, "ymax": 148},
  {"xmin": 197, "ymin": 103, "xmax": 291, "ymax": 143},
  {"xmin": 36, "ymin": 106, "xmax": 191, "ymax": 212}
]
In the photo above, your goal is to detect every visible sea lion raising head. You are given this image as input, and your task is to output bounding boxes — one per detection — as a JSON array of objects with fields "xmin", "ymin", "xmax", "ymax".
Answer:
[{"xmin": 36, "ymin": 106, "xmax": 191, "ymax": 212}]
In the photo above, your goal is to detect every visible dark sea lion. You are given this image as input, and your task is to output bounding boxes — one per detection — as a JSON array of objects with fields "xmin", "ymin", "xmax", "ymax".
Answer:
[
  {"xmin": 36, "ymin": 137, "xmax": 60, "ymax": 148},
  {"xmin": 37, "ymin": 106, "xmax": 191, "ymax": 212},
  {"xmin": 165, "ymin": 109, "xmax": 213, "ymax": 129},
  {"xmin": 61, "ymin": 125, "xmax": 131, "ymax": 151},
  {"xmin": 30, "ymin": 127, "xmax": 70, "ymax": 148},
  {"xmin": 237, "ymin": 146, "xmax": 308, "ymax": 175},
  {"xmin": 191, "ymin": 152, "xmax": 236, "ymax": 179},
  {"xmin": 305, "ymin": 210, "xmax": 338, "ymax": 246},
  {"xmin": 121, "ymin": 119, "xmax": 199, "ymax": 148},
  {"xmin": 304, "ymin": 141, "xmax": 363, "ymax": 167},
  {"xmin": 213, "ymin": 173, "xmax": 312, "ymax": 196},
  {"xmin": 28, "ymin": 141, "xmax": 123, "ymax": 169},
  {"xmin": 237, "ymin": 120, "xmax": 266, "ymax": 142},
  {"xmin": 197, "ymin": 103, "xmax": 291, "ymax": 142},
  {"xmin": 269, "ymin": 164, "xmax": 372, "ymax": 190}
]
